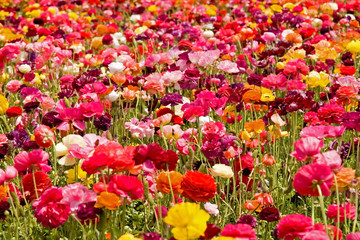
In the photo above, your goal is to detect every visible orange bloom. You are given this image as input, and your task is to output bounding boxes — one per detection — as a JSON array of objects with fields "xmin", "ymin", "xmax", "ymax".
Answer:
[
  {"xmin": 95, "ymin": 192, "xmax": 122, "ymax": 210},
  {"xmin": 244, "ymin": 119, "xmax": 265, "ymax": 134},
  {"xmin": 262, "ymin": 154, "xmax": 276, "ymax": 166},
  {"xmin": 333, "ymin": 167, "xmax": 356, "ymax": 191},
  {"xmin": 224, "ymin": 146, "xmax": 237, "ymax": 159},
  {"xmin": 123, "ymin": 86, "xmax": 139, "ymax": 102},
  {"xmin": 244, "ymin": 200, "xmax": 262, "ymax": 212},
  {"xmin": 0, "ymin": 185, "xmax": 8, "ymax": 201},
  {"xmin": 254, "ymin": 193, "xmax": 274, "ymax": 206},
  {"xmin": 111, "ymin": 73, "xmax": 127, "ymax": 85},
  {"xmin": 285, "ymin": 32, "xmax": 303, "ymax": 44},
  {"xmin": 156, "ymin": 171, "xmax": 183, "ymax": 194},
  {"xmin": 242, "ymin": 89, "xmax": 261, "ymax": 103}
]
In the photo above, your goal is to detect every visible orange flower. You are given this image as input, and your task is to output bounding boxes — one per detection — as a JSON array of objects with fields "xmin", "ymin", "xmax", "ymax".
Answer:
[
  {"xmin": 156, "ymin": 171, "xmax": 183, "ymax": 194},
  {"xmin": 262, "ymin": 154, "xmax": 276, "ymax": 166},
  {"xmin": 123, "ymin": 86, "xmax": 139, "ymax": 102},
  {"xmin": 244, "ymin": 200, "xmax": 262, "ymax": 212},
  {"xmin": 333, "ymin": 167, "xmax": 356, "ymax": 191},
  {"xmin": 224, "ymin": 146, "xmax": 237, "ymax": 159},
  {"xmin": 242, "ymin": 89, "xmax": 261, "ymax": 103},
  {"xmin": 285, "ymin": 32, "xmax": 303, "ymax": 44},
  {"xmin": 254, "ymin": 193, "xmax": 274, "ymax": 206},
  {"xmin": 95, "ymin": 192, "xmax": 122, "ymax": 210},
  {"xmin": 0, "ymin": 185, "xmax": 8, "ymax": 201},
  {"xmin": 111, "ymin": 73, "xmax": 127, "ymax": 85},
  {"xmin": 244, "ymin": 119, "xmax": 265, "ymax": 134}
]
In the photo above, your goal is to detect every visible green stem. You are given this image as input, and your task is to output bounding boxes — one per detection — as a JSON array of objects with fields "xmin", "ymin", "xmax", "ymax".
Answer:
[{"xmin": 317, "ymin": 185, "xmax": 329, "ymax": 237}]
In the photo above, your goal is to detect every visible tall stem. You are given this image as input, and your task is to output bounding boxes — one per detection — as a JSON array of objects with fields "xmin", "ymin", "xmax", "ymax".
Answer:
[{"xmin": 317, "ymin": 185, "xmax": 329, "ymax": 237}]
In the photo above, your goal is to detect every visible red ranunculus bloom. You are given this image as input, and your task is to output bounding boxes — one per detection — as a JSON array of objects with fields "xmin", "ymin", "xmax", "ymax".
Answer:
[
  {"xmin": 221, "ymin": 223, "xmax": 257, "ymax": 240},
  {"xmin": 276, "ymin": 214, "xmax": 313, "ymax": 240},
  {"xmin": 181, "ymin": 171, "xmax": 216, "ymax": 202},
  {"xmin": 22, "ymin": 171, "xmax": 52, "ymax": 201},
  {"xmin": 6, "ymin": 106, "xmax": 22, "ymax": 118},
  {"xmin": 107, "ymin": 174, "xmax": 144, "ymax": 201}
]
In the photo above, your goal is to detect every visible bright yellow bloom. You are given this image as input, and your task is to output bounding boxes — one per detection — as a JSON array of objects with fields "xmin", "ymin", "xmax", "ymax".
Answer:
[
  {"xmin": 212, "ymin": 237, "xmax": 235, "ymax": 240},
  {"xmin": 261, "ymin": 87, "xmax": 275, "ymax": 101},
  {"xmin": 305, "ymin": 71, "xmax": 330, "ymax": 88},
  {"xmin": 164, "ymin": 202, "xmax": 210, "ymax": 240},
  {"xmin": 0, "ymin": 95, "xmax": 9, "ymax": 114},
  {"xmin": 66, "ymin": 165, "xmax": 93, "ymax": 185},
  {"xmin": 117, "ymin": 233, "xmax": 142, "ymax": 240},
  {"xmin": 205, "ymin": 5, "xmax": 217, "ymax": 16},
  {"xmin": 346, "ymin": 40, "xmax": 360, "ymax": 54}
]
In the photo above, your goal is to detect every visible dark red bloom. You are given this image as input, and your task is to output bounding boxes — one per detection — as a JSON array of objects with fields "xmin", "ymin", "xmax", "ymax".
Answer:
[{"xmin": 259, "ymin": 207, "xmax": 281, "ymax": 222}]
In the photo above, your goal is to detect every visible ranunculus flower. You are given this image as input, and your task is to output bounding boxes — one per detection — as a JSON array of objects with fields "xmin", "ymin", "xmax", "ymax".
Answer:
[
  {"xmin": 327, "ymin": 203, "xmax": 356, "ymax": 222},
  {"xmin": 156, "ymin": 171, "xmax": 183, "ymax": 194},
  {"xmin": 181, "ymin": 171, "xmax": 216, "ymax": 202},
  {"xmin": 221, "ymin": 223, "xmax": 257, "ymax": 240},
  {"xmin": 107, "ymin": 174, "xmax": 144, "ymax": 201},
  {"xmin": 95, "ymin": 191, "xmax": 121, "ymax": 210},
  {"xmin": 293, "ymin": 163, "xmax": 333, "ymax": 196},
  {"xmin": 34, "ymin": 125, "xmax": 55, "ymax": 148},
  {"xmin": 276, "ymin": 214, "xmax": 313, "ymax": 239},
  {"xmin": 22, "ymin": 171, "xmax": 52, "ymax": 201},
  {"xmin": 164, "ymin": 202, "xmax": 210, "ymax": 240},
  {"xmin": 32, "ymin": 187, "xmax": 70, "ymax": 229},
  {"xmin": 210, "ymin": 164, "xmax": 234, "ymax": 178},
  {"xmin": 290, "ymin": 137, "xmax": 324, "ymax": 162},
  {"xmin": 14, "ymin": 149, "xmax": 51, "ymax": 173},
  {"xmin": 259, "ymin": 207, "xmax": 280, "ymax": 222}
]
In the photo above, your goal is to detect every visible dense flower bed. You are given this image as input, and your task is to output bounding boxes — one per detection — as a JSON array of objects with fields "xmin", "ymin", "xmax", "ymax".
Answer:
[{"xmin": 0, "ymin": 0, "xmax": 359, "ymax": 239}]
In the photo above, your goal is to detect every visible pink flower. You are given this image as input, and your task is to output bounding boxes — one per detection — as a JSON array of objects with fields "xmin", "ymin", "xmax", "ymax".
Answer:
[
  {"xmin": 276, "ymin": 214, "xmax": 313, "ymax": 240},
  {"xmin": 293, "ymin": 163, "xmax": 333, "ymax": 196},
  {"xmin": 217, "ymin": 60, "xmax": 239, "ymax": 73},
  {"xmin": 327, "ymin": 203, "xmax": 356, "ymax": 222},
  {"xmin": 32, "ymin": 187, "xmax": 70, "ymax": 229},
  {"xmin": 300, "ymin": 125, "xmax": 346, "ymax": 139},
  {"xmin": 56, "ymin": 101, "xmax": 85, "ymax": 131},
  {"xmin": 290, "ymin": 137, "xmax": 324, "ymax": 162},
  {"xmin": 314, "ymin": 150, "xmax": 342, "ymax": 172},
  {"xmin": 80, "ymin": 102, "xmax": 104, "ymax": 118},
  {"xmin": 6, "ymin": 80, "xmax": 21, "ymax": 93},
  {"xmin": 261, "ymin": 74, "xmax": 287, "ymax": 91},
  {"xmin": 107, "ymin": 174, "xmax": 144, "ymax": 201},
  {"xmin": 188, "ymin": 49, "xmax": 220, "ymax": 67},
  {"xmin": 262, "ymin": 32, "xmax": 276, "ymax": 43},
  {"xmin": 202, "ymin": 121, "xmax": 226, "ymax": 139},
  {"xmin": 347, "ymin": 232, "xmax": 360, "ymax": 240},
  {"xmin": 221, "ymin": 223, "xmax": 257, "ymax": 240},
  {"xmin": 14, "ymin": 149, "xmax": 51, "ymax": 173},
  {"xmin": 302, "ymin": 230, "xmax": 329, "ymax": 240},
  {"xmin": 60, "ymin": 183, "xmax": 97, "ymax": 213}
]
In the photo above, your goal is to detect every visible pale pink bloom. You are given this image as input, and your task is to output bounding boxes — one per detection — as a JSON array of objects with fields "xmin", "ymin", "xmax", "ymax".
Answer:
[
  {"xmin": 217, "ymin": 60, "xmax": 239, "ymax": 73},
  {"xmin": 271, "ymin": 113, "xmax": 286, "ymax": 127},
  {"xmin": 158, "ymin": 124, "xmax": 184, "ymax": 141},
  {"xmin": 60, "ymin": 183, "xmax": 97, "ymax": 213},
  {"xmin": 40, "ymin": 96, "xmax": 55, "ymax": 112},
  {"xmin": 125, "ymin": 118, "xmax": 155, "ymax": 138},
  {"xmin": 290, "ymin": 137, "xmax": 324, "ymax": 161},
  {"xmin": 5, "ymin": 166, "xmax": 18, "ymax": 181},
  {"xmin": 204, "ymin": 202, "xmax": 219, "ymax": 215},
  {"xmin": 14, "ymin": 149, "xmax": 51, "ymax": 173},
  {"xmin": 300, "ymin": 125, "xmax": 346, "ymax": 139},
  {"xmin": 315, "ymin": 150, "xmax": 342, "ymax": 172},
  {"xmin": 6, "ymin": 80, "xmax": 21, "ymax": 93},
  {"xmin": 143, "ymin": 73, "xmax": 165, "ymax": 95},
  {"xmin": 262, "ymin": 32, "xmax": 276, "ymax": 43},
  {"xmin": 161, "ymin": 70, "xmax": 184, "ymax": 87},
  {"xmin": 188, "ymin": 49, "xmax": 220, "ymax": 67}
]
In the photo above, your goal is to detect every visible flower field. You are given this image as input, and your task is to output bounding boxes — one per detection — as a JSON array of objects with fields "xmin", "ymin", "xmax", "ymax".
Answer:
[{"xmin": 1, "ymin": 0, "xmax": 360, "ymax": 239}]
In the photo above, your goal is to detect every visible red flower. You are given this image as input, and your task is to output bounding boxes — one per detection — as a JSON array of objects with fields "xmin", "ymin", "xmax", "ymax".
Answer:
[
  {"xmin": 107, "ymin": 174, "xmax": 144, "ymax": 201},
  {"xmin": 340, "ymin": 66, "xmax": 356, "ymax": 75},
  {"xmin": 6, "ymin": 106, "xmax": 22, "ymax": 118},
  {"xmin": 293, "ymin": 163, "xmax": 333, "ymax": 196},
  {"xmin": 221, "ymin": 223, "xmax": 257, "ymax": 240},
  {"xmin": 34, "ymin": 125, "xmax": 55, "ymax": 148},
  {"xmin": 151, "ymin": 149, "xmax": 179, "ymax": 171},
  {"xmin": 317, "ymin": 104, "xmax": 345, "ymax": 124},
  {"xmin": 181, "ymin": 171, "xmax": 216, "ymax": 202},
  {"xmin": 21, "ymin": 171, "xmax": 52, "ymax": 201},
  {"xmin": 276, "ymin": 214, "xmax": 313, "ymax": 239}
]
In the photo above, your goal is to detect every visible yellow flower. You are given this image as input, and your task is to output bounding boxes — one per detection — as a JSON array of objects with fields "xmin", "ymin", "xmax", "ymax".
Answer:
[
  {"xmin": 205, "ymin": 5, "xmax": 217, "ymax": 16},
  {"xmin": 164, "ymin": 202, "xmax": 210, "ymax": 240},
  {"xmin": 346, "ymin": 40, "xmax": 360, "ymax": 54},
  {"xmin": 117, "ymin": 233, "xmax": 142, "ymax": 240},
  {"xmin": 306, "ymin": 71, "xmax": 330, "ymax": 88},
  {"xmin": 0, "ymin": 95, "xmax": 9, "ymax": 114},
  {"xmin": 212, "ymin": 237, "xmax": 235, "ymax": 240},
  {"xmin": 68, "ymin": 12, "xmax": 78, "ymax": 20},
  {"xmin": 148, "ymin": 5, "xmax": 158, "ymax": 13},
  {"xmin": 261, "ymin": 87, "xmax": 275, "ymax": 101},
  {"xmin": 66, "ymin": 165, "xmax": 93, "ymax": 185}
]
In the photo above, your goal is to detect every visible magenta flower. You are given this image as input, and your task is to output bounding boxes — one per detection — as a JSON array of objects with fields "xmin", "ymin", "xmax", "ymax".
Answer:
[
  {"xmin": 14, "ymin": 149, "xmax": 51, "ymax": 173},
  {"xmin": 346, "ymin": 232, "xmax": 360, "ymax": 240},
  {"xmin": 293, "ymin": 163, "xmax": 334, "ymax": 196},
  {"xmin": 314, "ymin": 150, "xmax": 342, "ymax": 172},
  {"xmin": 290, "ymin": 137, "xmax": 324, "ymax": 161},
  {"xmin": 220, "ymin": 223, "xmax": 257, "ymax": 240},
  {"xmin": 300, "ymin": 125, "xmax": 346, "ymax": 139},
  {"xmin": 32, "ymin": 187, "xmax": 70, "ymax": 229},
  {"xmin": 261, "ymin": 74, "xmax": 287, "ymax": 91},
  {"xmin": 57, "ymin": 107, "xmax": 85, "ymax": 131},
  {"xmin": 276, "ymin": 214, "xmax": 313, "ymax": 240},
  {"xmin": 80, "ymin": 102, "xmax": 104, "ymax": 118},
  {"xmin": 327, "ymin": 203, "xmax": 356, "ymax": 222},
  {"xmin": 60, "ymin": 183, "xmax": 97, "ymax": 213}
]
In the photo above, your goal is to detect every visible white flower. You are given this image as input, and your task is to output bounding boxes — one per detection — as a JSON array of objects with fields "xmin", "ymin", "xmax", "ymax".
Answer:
[
  {"xmin": 56, "ymin": 134, "xmax": 86, "ymax": 166},
  {"xmin": 18, "ymin": 64, "xmax": 31, "ymax": 74},
  {"xmin": 210, "ymin": 164, "xmax": 234, "ymax": 178},
  {"xmin": 204, "ymin": 202, "xmax": 219, "ymax": 215},
  {"xmin": 104, "ymin": 90, "xmax": 120, "ymax": 102},
  {"xmin": 108, "ymin": 62, "xmax": 125, "ymax": 74},
  {"xmin": 203, "ymin": 30, "xmax": 214, "ymax": 39}
]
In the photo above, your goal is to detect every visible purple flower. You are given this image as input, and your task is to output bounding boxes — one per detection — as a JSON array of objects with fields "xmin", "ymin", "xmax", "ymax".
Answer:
[
  {"xmin": 161, "ymin": 93, "xmax": 183, "ymax": 106},
  {"xmin": 342, "ymin": 112, "xmax": 360, "ymax": 131},
  {"xmin": 237, "ymin": 215, "xmax": 258, "ymax": 228},
  {"xmin": 6, "ymin": 129, "xmax": 30, "ymax": 148},
  {"xmin": 76, "ymin": 202, "xmax": 102, "ymax": 223},
  {"xmin": 94, "ymin": 115, "xmax": 112, "ymax": 131}
]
